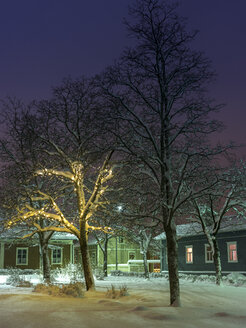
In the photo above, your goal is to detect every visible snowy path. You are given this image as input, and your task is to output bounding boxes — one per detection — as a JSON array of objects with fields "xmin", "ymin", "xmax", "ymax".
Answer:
[{"xmin": 0, "ymin": 277, "xmax": 246, "ymax": 328}]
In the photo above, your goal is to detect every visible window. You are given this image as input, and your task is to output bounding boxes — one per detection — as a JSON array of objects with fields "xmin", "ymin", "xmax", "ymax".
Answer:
[
  {"xmin": 52, "ymin": 248, "xmax": 62, "ymax": 264},
  {"xmin": 16, "ymin": 248, "xmax": 28, "ymax": 265},
  {"xmin": 165, "ymin": 247, "xmax": 168, "ymax": 264},
  {"xmin": 128, "ymin": 252, "xmax": 135, "ymax": 260},
  {"xmin": 90, "ymin": 251, "xmax": 97, "ymax": 266},
  {"xmin": 205, "ymin": 244, "xmax": 213, "ymax": 263},
  {"xmin": 118, "ymin": 237, "xmax": 124, "ymax": 244},
  {"xmin": 227, "ymin": 242, "xmax": 238, "ymax": 263},
  {"xmin": 186, "ymin": 246, "xmax": 193, "ymax": 264}
]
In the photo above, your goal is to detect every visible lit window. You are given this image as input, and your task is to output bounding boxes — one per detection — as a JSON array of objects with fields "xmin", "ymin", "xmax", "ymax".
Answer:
[
  {"xmin": 205, "ymin": 244, "xmax": 213, "ymax": 263},
  {"xmin": 227, "ymin": 242, "xmax": 238, "ymax": 263},
  {"xmin": 186, "ymin": 246, "xmax": 193, "ymax": 263},
  {"xmin": 16, "ymin": 248, "xmax": 28, "ymax": 265},
  {"xmin": 52, "ymin": 248, "xmax": 62, "ymax": 264}
]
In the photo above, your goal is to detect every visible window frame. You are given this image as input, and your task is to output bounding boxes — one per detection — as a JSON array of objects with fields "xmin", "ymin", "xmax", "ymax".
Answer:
[
  {"xmin": 51, "ymin": 247, "xmax": 63, "ymax": 265},
  {"xmin": 205, "ymin": 244, "xmax": 213, "ymax": 263},
  {"xmin": 185, "ymin": 245, "xmax": 193, "ymax": 264},
  {"xmin": 16, "ymin": 247, "xmax": 28, "ymax": 266},
  {"xmin": 227, "ymin": 241, "xmax": 238, "ymax": 263}
]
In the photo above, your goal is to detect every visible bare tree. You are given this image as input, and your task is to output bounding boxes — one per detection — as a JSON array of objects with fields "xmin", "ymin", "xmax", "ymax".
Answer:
[
  {"xmin": 98, "ymin": 0, "xmax": 226, "ymax": 306},
  {"xmin": 90, "ymin": 205, "xmax": 120, "ymax": 278},
  {"xmin": 126, "ymin": 224, "xmax": 159, "ymax": 279},
  {"xmin": 0, "ymin": 98, "xmax": 56, "ymax": 282}
]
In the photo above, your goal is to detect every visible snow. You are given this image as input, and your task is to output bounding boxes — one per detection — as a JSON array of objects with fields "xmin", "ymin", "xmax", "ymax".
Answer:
[{"xmin": 0, "ymin": 275, "xmax": 246, "ymax": 328}]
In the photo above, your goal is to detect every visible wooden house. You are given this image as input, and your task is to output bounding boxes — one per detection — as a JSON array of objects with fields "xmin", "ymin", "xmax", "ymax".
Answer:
[
  {"xmin": 74, "ymin": 235, "xmax": 161, "ymax": 274},
  {"xmin": 0, "ymin": 230, "xmax": 76, "ymax": 270},
  {"xmin": 158, "ymin": 220, "xmax": 246, "ymax": 275},
  {"xmin": 0, "ymin": 229, "xmax": 160, "ymax": 274}
]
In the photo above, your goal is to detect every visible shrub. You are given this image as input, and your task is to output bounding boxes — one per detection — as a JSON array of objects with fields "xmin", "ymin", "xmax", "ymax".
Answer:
[
  {"xmin": 119, "ymin": 284, "xmax": 128, "ymax": 297},
  {"xmin": 6, "ymin": 268, "xmax": 22, "ymax": 286},
  {"xmin": 110, "ymin": 270, "xmax": 165, "ymax": 278},
  {"xmin": 94, "ymin": 268, "xmax": 104, "ymax": 280},
  {"xmin": 106, "ymin": 284, "xmax": 129, "ymax": 299},
  {"xmin": 60, "ymin": 282, "xmax": 84, "ymax": 297},
  {"xmin": 33, "ymin": 282, "xmax": 85, "ymax": 298},
  {"xmin": 225, "ymin": 273, "xmax": 246, "ymax": 286},
  {"xmin": 0, "ymin": 268, "xmax": 41, "ymax": 275},
  {"xmin": 16, "ymin": 280, "xmax": 33, "ymax": 288},
  {"xmin": 110, "ymin": 270, "xmax": 123, "ymax": 276},
  {"xmin": 34, "ymin": 284, "xmax": 61, "ymax": 296},
  {"xmin": 6, "ymin": 268, "xmax": 30, "ymax": 286},
  {"xmin": 51, "ymin": 263, "xmax": 84, "ymax": 283}
]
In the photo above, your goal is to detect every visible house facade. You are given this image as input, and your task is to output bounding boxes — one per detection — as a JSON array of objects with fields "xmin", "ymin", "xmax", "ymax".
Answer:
[
  {"xmin": 0, "ymin": 230, "xmax": 160, "ymax": 274},
  {"xmin": 159, "ymin": 222, "xmax": 246, "ymax": 275},
  {"xmin": 0, "ymin": 231, "xmax": 76, "ymax": 270},
  {"xmin": 74, "ymin": 236, "xmax": 161, "ymax": 274}
]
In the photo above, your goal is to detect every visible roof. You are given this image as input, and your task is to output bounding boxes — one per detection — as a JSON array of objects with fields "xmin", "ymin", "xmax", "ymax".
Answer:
[
  {"xmin": 0, "ymin": 227, "xmax": 78, "ymax": 241},
  {"xmin": 156, "ymin": 216, "xmax": 246, "ymax": 240},
  {"xmin": 50, "ymin": 232, "xmax": 78, "ymax": 240}
]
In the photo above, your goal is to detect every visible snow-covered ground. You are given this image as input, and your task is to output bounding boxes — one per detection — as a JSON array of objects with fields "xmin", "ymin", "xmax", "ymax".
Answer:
[{"xmin": 0, "ymin": 274, "xmax": 246, "ymax": 328}]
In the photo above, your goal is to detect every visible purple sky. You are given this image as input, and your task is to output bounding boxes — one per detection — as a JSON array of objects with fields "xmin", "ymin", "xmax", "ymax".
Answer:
[{"xmin": 0, "ymin": 0, "xmax": 245, "ymax": 154}]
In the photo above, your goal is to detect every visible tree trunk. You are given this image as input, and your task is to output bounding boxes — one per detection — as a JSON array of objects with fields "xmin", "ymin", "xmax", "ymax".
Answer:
[
  {"xmin": 165, "ymin": 223, "xmax": 181, "ymax": 307},
  {"xmin": 42, "ymin": 242, "xmax": 51, "ymax": 283},
  {"xmin": 39, "ymin": 238, "xmax": 51, "ymax": 283},
  {"xmin": 103, "ymin": 239, "xmax": 108, "ymax": 277},
  {"xmin": 80, "ymin": 224, "xmax": 95, "ymax": 291},
  {"xmin": 143, "ymin": 251, "xmax": 149, "ymax": 279},
  {"xmin": 212, "ymin": 238, "xmax": 222, "ymax": 286}
]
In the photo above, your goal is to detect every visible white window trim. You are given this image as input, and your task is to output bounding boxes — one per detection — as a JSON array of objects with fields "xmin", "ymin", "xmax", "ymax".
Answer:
[
  {"xmin": 51, "ymin": 247, "xmax": 63, "ymax": 265},
  {"xmin": 205, "ymin": 244, "xmax": 213, "ymax": 263},
  {"xmin": 185, "ymin": 245, "xmax": 193, "ymax": 264},
  {"xmin": 16, "ymin": 247, "xmax": 28, "ymax": 266},
  {"xmin": 227, "ymin": 241, "xmax": 238, "ymax": 263}
]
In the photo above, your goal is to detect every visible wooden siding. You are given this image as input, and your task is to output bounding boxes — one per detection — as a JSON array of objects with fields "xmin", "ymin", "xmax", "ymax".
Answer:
[
  {"xmin": 3, "ymin": 241, "xmax": 73, "ymax": 270},
  {"xmin": 98, "ymin": 237, "xmax": 143, "ymax": 267},
  {"xmin": 161, "ymin": 230, "xmax": 246, "ymax": 273},
  {"xmin": 4, "ymin": 243, "xmax": 40, "ymax": 269},
  {"xmin": 74, "ymin": 245, "xmax": 97, "ymax": 268}
]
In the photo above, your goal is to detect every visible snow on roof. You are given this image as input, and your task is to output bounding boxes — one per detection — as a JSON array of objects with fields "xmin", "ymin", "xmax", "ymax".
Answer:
[
  {"xmin": 155, "ymin": 216, "xmax": 246, "ymax": 239},
  {"xmin": 0, "ymin": 227, "xmax": 78, "ymax": 241},
  {"xmin": 50, "ymin": 232, "xmax": 78, "ymax": 240}
]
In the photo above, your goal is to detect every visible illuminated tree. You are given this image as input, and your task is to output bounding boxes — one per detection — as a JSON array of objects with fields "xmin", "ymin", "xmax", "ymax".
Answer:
[
  {"xmin": 1, "ymin": 78, "xmax": 115, "ymax": 288},
  {"xmin": 7, "ymin": 148, "xmax": 114, "ymax": 290}
]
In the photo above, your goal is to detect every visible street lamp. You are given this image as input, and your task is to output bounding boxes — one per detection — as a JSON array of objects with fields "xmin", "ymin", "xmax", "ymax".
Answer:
[{"xmin": 115, "ymin": 205, "xmax": 123, "ymax": 270}]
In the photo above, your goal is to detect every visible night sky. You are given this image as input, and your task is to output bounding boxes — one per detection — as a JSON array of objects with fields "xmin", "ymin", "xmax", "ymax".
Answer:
[{"xmin": 0, "ymin": 0, "xmax": 245, "ymax": 153}]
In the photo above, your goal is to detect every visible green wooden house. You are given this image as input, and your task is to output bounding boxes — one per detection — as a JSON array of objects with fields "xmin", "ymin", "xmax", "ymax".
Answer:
[{"xmin": 74, "ymin": 235, "xmax": 160, "ymax": 274}]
